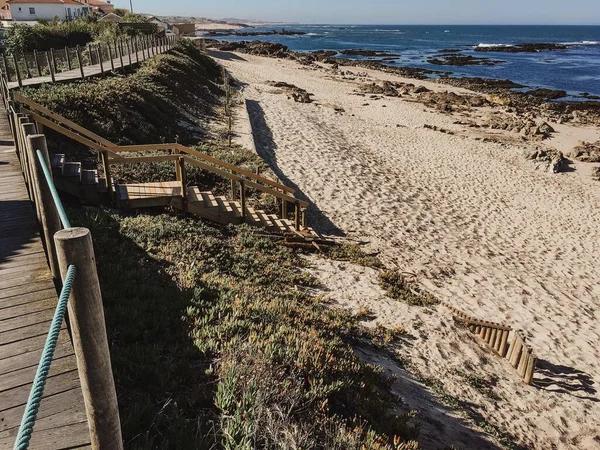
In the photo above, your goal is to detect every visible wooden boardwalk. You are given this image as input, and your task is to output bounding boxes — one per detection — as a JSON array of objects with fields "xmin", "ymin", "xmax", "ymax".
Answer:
[
  {"xmin": 0, "ymin": 113, "xmax": 91, "ymax": 448},
  {"xmin": 7, "ymin": 42, "xmax": 167, "ymax": 90}
]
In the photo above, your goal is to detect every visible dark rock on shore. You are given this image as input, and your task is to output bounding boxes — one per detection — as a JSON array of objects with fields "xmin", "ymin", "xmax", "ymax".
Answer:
[
  {"xmin": 340, "ymin": 49, "xmax": 400, "ymax": 57},
  {"xmin": 439, "ymin": 49, "xmax": 462, "ymax": 53},
  {"xmin": 581, "ymin": 92, "xmax": 600, "ymax": 100},
  {"xmin": 592, "ymin": 167, "xmax": 600, "ymax": 180},
  {"xmin": 207, "ymin": 39, "xmax": 290, "ymax": 57},
  {"xmin": 526, "ymin": 89, "xmax": 567, "ymax": 100},
  {"xmin": 570, "ymin": 141, "xmax": 600, "ymax": 162},
  {"xmin": 428, "ymin": 54, "xmax": 505, "ymax": 66},
  {"xmin": 474, "ymin": 43, "xmax": 569, "ymax": 53},
  {"xmin": 525, "ymin": 149, "xmax": 568, "ymax": 173},
  {"xmin": 437, "ymin": 76, "xmax": 525, "ymax": 92},
  {"xmin": 206, "ymin": 28, "xmax": 306, "ymax": 37},
  {"xmin": 267, "ymin": 81, "xmax": 314, "ymax": 103}
]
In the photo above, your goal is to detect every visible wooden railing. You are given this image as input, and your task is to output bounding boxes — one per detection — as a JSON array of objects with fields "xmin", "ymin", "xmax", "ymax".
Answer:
[
  {"xmin": 5, "ymin": 87, "xmax": 123, "ymax": 450},
  {"xmin": 13, "ymin": 92, "xmax": 310, "ymax": 230},
  {"xmin": 3, "ymin": 34, "xmax": 178, "ymax": 88},
  {"xmin": 443, "ymin": 302, "xmax": 537, "ymax": 385}
]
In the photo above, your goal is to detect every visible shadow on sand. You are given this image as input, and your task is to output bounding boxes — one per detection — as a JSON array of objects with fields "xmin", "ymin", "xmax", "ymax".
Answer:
[
  {"xmin": 246, "ymin": 99, "xmax": 346, "ymax": 236},
  {"xmin": 208, "ymin": 50, "xmax": 248, "ymax": 62},
  {"xmin": 533, "ymin": 359, "xmax": 598, "ymax": 401}
]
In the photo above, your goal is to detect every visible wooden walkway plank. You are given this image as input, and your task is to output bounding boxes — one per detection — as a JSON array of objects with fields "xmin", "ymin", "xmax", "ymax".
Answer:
[{"xmin": 0, "ymin": 109, "xmax": 91, "ymax": 448}]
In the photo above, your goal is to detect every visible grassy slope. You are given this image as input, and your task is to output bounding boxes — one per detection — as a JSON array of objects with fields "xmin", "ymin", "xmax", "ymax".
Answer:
[
  {"xmin": 24, "ymin": 39, "xmax": 424, "ymax": 448},
  {"xmin": 71, "ymin": 209, "xmax": 419, "ymax": 449}
]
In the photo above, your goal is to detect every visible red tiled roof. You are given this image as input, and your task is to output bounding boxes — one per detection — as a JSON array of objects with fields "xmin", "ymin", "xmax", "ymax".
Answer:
[{"xmin": 7, "ymin": 0, "xmax": 83, "ymax": 4}]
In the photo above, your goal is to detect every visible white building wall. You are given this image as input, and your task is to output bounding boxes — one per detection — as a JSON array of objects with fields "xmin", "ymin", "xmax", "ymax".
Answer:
[{"xmin": 10, "ymin": 3, "xmax": 87, "ymax": 21}]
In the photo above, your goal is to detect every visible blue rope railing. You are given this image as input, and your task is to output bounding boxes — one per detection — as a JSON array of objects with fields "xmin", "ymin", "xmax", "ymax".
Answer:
[
  {"xmin": 12, "ymin": 150, "xmax": 75, "ymax": 449},
  {"xmin": 13, "ymin": 265, "xmax": 77, "ymax": 450},
  {"xmin": 36, "ymin": 149, "xmax": 71, "ymax": 228}
]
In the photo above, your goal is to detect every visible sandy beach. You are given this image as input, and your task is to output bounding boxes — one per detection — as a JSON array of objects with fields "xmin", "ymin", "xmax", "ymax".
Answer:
[{"xmin": 214, "ymin": 50, "xmax": 600, "ymax": 449}]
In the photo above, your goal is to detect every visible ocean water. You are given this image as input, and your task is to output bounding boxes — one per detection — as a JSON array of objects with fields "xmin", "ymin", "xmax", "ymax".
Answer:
[{"xmin": 213, "ymin": 25, "xmax": 600, "ymax": 97}]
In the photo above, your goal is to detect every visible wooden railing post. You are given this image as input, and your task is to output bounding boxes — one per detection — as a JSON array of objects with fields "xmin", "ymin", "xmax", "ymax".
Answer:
[
  {"xmin": 54, "ymin": 228, "xmax": 124, "ymax": 450},
  {"xmin": 281, "ymin": 199, "xmax": 288, "ymax": 219},
  {"xmin": 16, "ymin": 116, "xmax": 31, "ymax": 186},
  {"xmin": 240, "ymin": 180, "xmax": 246, "ymax": 220},
  {"xmin": 301, "ymin": 208, "xmax": 307, "ymax": 229},
  {"xmin": 117, "ymin": 39, "xmax": 124, "ymax": 70},
  {"xmin": 45, "ymin": 52, "xmax": 55, "ymax": 82},
  {"xmin": 21, "ymin": 122, "xmax": 39, "ymax": 214},
  {"xmin": 3, "ymin": 53, "xmax": 11, "ymax": 82},
  {"xmin": 108, "ymin": 43, "xmax": 115, "ymax": 71},
  {"xmin": 51, "ymin": 48, "xmax": 58, "ymax": 74},
  {"xmin": 126, "ymin": 39, "xmax": 133, "ymax": 66},
  {"xmin": 65, "ymin": 46, "xmax": 72, "ymax": 70},
  {"xmin": 100, "ymin": 150, "xmax": 113, "ymax": 199},
  {"xmin": 13, "ymin": 54, "xmax": 22, "ymax": 87},
  {"xmin": 33, "ymin": 50, "xmax": 42, "ymax": 76},
  {"xmin": 96, "ymin": 44, "xmax": 104, "ymax": 74},
  {"xmin": 178, "ymin": 156, "xmax": 187, "ymax": 212},
  {"xmin": 134, "ymin": 37, "xmax": 140, "ymax": 64},
  {"xmin": 27, "ymin": 134, "xmax": 62, "ymax": 280},
  {"xmin": 76, "ymin": 45, "xmax": 85, "ymax": 79},
  {"xmin": 295, "ymin": 203, "xmax": 301, "ymax": 230},
  {"xmin": 231, "ymin": 178, "xmax": 237, "ymax": 201}
]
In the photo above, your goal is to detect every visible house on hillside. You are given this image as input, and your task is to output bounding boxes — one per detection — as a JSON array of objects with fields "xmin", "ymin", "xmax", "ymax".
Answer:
[
  {"xmin": 146, "ymin": 15, "xmax": 169, "ymax": 32},
  {"xmin": 76, "ymin": 0, "xmax": 113, "ymax": 14},
  {"xmin": 97, "ymin": 11, "xmax": 120, "ymax": 22},
  {"xmin": 0, "ymin": 1, "xmax": 11, "ymax": 19},
  {"xmin": 172, "ymin": 23, "xmax": 196, "ymax": 36},
  {"xmin": 7, "ymin": 0, "xmax": 91, "ymax": 21}
]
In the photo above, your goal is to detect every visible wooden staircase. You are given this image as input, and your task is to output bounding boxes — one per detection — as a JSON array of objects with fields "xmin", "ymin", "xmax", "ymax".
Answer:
[{"xmin": 14, "ymin": 92, "xmax": 318, "ymax": 238}]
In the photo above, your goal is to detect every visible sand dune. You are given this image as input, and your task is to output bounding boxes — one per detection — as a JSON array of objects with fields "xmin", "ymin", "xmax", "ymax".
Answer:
[{"xmin": 218, "ymin": 51, "xmax": 600, "ymax": 449}]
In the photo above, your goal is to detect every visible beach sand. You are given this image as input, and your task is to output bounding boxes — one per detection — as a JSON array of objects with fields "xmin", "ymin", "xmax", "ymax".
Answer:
[{"xmin": 215, "ymin": 50, "xmax": 600, "ymax": 449}]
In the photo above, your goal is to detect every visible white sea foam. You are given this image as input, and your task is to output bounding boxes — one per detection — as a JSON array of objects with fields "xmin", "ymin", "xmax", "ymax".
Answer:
[
  {"xmin": 476, "ymin": 43, "xmax": 514, "ymax": 48},
  {"xmin": 560, "ymin": 40, "xmax": 600, "ymax": 46}
]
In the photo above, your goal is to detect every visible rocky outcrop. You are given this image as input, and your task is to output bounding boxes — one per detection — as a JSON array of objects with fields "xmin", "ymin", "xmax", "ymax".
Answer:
[
  {"xmin": 428, "ymin": 54, "xmax": 505, "ymax": 66},
  {"xmin": 267, "ymin": 81, "xmax": 314, "ymax": 103},
  {"xmin": 206, "ymin": 29, "xmax": 306, "ymax": 37},
  {"xmin": 592, "ymin": 167, "xmax": 600, "ymax": 180},
  {"xmin": 341, "ymin": 49, "xmax": 400, "ymax": 57},
  {"xmin": 475, "ymin": 43, "xmax": 569, "ymax": 53},
  {"xmin": 525, "ymin": 149, "xmax": 568, "ymax": 173},
  {"xmin": 526, "ymin": 89, "xmax": 567, "ymax": 100},
  {"xmin": 487, "ymin": 115, "xmax": 555, "ymax": 140},
  {"xmin": 570, "ymin": 141, "xmax": 600, "ymax": 162}
]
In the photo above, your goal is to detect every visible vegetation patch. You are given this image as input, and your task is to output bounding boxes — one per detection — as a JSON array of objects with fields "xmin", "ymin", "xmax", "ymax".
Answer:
[
  {"xmin": 378, "ymin": 271, "xmax": 438, "ymax": 307},
  {"xmin": 70, "ymin": 208, "xmax": 420, "ymax": 448}
]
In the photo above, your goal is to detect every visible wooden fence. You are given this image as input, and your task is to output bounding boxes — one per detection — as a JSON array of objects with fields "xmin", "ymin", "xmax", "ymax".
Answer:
[
  {"xmin": 443, "ymin": 302, "xmax": 537, "ymax": 385},
  {"xmin": 2, "ymin": 34, "xmax": 178, "ymax": 87}
]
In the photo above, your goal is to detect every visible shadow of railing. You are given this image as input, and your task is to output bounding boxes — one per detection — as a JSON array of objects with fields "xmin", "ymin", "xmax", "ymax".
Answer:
[
  {"xmin": 246, "ymin": 99, "xmax": 346, "ymax": 236},
  {"xmin": 533, "ymin": 359, "xmax": 598, "ymax": 401},
  {"xmin": 0, "ymin": 199, "xmax": 40, "ymax": 268}
]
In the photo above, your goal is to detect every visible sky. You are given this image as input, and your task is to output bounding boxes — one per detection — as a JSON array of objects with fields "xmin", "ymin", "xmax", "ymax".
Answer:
[{"xmin": 113, "ymin": 0, "xmax": 600, "ymax": 25}]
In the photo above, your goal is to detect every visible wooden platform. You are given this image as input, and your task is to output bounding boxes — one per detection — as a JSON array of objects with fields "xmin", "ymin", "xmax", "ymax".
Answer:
[{"xmin": 0, "ymin": 113, "xmax": 91, "ymax": 449}]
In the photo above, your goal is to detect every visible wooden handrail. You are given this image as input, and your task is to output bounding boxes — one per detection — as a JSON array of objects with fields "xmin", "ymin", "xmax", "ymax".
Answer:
[
  {"xmin": 114, "ymin": 143, "xmax": 296, "ymax": 194},
  {"xmin": 109, "ymin": 154, "xmax": 181, "ymax": 165},
  {"xmin": 14, "ymin": 92, "xmax": 116, "ymax": 148},
  {"xmin": 15, "ymin": 95, "xmax": 309, "ymax": 209},
  {"xmin": 183, "ymin": 156, "xmax": 308, "ymax": 207},
  {"xmin": 21, "ymin": 108, "xmax": 122, "ymax": 159}
]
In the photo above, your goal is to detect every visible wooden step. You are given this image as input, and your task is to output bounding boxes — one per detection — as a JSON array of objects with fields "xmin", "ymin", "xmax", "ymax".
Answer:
[
  {"xmin": 215, "ymin": 196, "xmax": 234, "ymax": 213},
  {"xmin": 51, "ymin": 154, "xmax": 65, "ymax": 177},
  {"xmin": 62, "ymin": 162, "xmax": 81, "ymax": 180},
  {"xmin": 117, "ymin": 181, "xmax": 181, "ymax": 208},
  {"xmin": 228, "ymin": 201, "xmax": 243, "ymax": 218},
  {"xmin": 200, "ymin": 191, "xmax": 219, "ymax": 208},
  {"xmin": 80, "ymin": 170, "xmax": 98, "ymax": 186},
  {"xmin": 256, "ymin": 210, "xmax": 275, "ymax": 229},
  {"xmin": 244, "ymin": 207, "xmax": 261, "ymax": 225}
]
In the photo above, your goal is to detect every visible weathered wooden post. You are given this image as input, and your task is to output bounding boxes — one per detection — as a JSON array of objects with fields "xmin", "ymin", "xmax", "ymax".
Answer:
[
  {"xmin": 45, "ymin": 52, "xmax": 56, "ymax": 82},
  {"xmin": 281, "ymin": 199, "xmax": 288, "ymax": 219},
  {"xmin": 100, "ymin": 150, "xmax": 113, "ymax": 199},
  {"xmin": 76, "ymin": 45, "xmax": 85, "ymax": 79},
  {"xmin": 117, "ymin": 39, "xmax": 124, "ymax": 70},
  {"xmin": 295, "ymin": 203, "xmax": 301, "ymax": 230},
  {"xmin": 65, "ymin": 46, "xmax": 72, "ymax": 70},
  {"xmin": 50, "ymin": 48, "xmax": 58, "ymax": 74},
  {"xmin": 134, "ymin": 37, "xmax": 140, "ymax": 63},
  {"xmin": 240, "ymin": 180, "xmax": 247, "ymax": 220},
  {"xmin": 27, "ymin": 134, "xmax": 62, "ymax": 280},
  {"xmin": 3, "ymin": 53, "xmax": 11, "ymax": 82},
  {"xmin": 33, "ymin": 50, "xmax": 42, "ymax": 76},
  {"xmin": 178, "ymin": 156, "xmax": 187, "ymax": 212},
  {"xmin": 126, "ymin": 39, "xmax": 133, "ymax": 66},
  {"xmin": 19, "ymin": 121, "xmax": 36, "ymax": 202},
  {"xmin": 231, "ymin": 178, "xmax": 237, "ymax": 201},
  {"xmin": 13, "ymin": 54, "xmax": 23, "ymax": 88},
  {"xmin": 87, "ymin": 43, "xmax": 94, "ymax": 66},
  {"xmin": 16, "ymin": 116, "xmax": 31, "ymax": 187},
  {"xmin": 301, "ymin": 208, "xmax": 307, "ymax": 229},
  {"xmin": 96, "ymin": 44, "xmax": 104, "ymax": 74},
  {"xmin": 107, "ymin": 44, "xmax": 115, "ymax": 71},
  {"xmin": 54, "ymin": 228, "xmax": 124, "ymax": 450}
]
